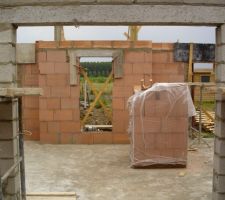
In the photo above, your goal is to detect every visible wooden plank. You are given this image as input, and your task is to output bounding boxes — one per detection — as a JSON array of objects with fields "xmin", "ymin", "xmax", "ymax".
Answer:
[{"xmin": 188, "ymin": 43, "xmax": 193, "ymax": 82}]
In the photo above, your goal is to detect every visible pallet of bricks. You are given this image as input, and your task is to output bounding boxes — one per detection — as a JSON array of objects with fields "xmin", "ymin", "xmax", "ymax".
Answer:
[{"xmin": 128, "ymin": 83, "xmax": 196, "ymax": 168}]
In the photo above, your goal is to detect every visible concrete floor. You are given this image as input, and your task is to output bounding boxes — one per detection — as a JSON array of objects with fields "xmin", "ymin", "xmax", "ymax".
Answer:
[{"xmin": 25, "ymin": 139, "xmax": 214, "ymax": 200}]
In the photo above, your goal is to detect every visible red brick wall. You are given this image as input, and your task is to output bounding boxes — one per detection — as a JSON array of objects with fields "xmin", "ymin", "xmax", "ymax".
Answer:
[
  {"xmin": 21, "ymin": 41, "xmax": 186, "ymax": 144},
  {"xmin": 20, "ymin": 64, "xmax": 40, "ymax": 140}
]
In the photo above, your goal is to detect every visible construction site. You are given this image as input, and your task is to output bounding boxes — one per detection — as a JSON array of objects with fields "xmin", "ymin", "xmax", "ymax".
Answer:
[{"xmin": 0, "ymin": 1, "xmax": 225, "ymax": 200}]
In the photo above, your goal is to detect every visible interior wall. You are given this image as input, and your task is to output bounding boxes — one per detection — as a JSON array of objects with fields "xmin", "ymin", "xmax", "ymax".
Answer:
[{"xmin": 20, "ymin": 41, "xmax": 186, "ymax": 144}]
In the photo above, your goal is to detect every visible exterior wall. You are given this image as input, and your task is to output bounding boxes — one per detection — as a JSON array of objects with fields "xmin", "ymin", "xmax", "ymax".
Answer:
[
  {"xmin": 21, "ymin": 41, "xmax": 185, "ymax": 144},
  {"xmin": 193, "ymin": 72, "xmax": 215, "ymax": 101}
]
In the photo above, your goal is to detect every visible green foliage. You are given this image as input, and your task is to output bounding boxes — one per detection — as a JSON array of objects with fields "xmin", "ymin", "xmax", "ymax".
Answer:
[{"xmin": 80, "ymin": 62, "xmax": 112, "ymax": 77}]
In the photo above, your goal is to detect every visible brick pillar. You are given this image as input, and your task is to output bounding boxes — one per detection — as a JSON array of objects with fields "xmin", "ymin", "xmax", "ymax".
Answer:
[
  {"xmin": 213, "ymin": 24, "xmax": 225, "ymax": 200},
  {"xmin": 0, "ymin": 24, "xmax": 21, "ymax": 199}
]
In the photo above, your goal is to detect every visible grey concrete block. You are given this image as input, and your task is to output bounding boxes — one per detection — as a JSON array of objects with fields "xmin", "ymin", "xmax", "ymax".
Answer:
[
  {"xmin": 0, "ymin": 24, "xmax": 16, "ymax": 43},
  {"xmin": 214, "ymin": 154, "xmax": 225, "ymax": 175},
  {"xmin": 0, "ymin": 44, "xmax": 16, "ymax": 63},
  {"xmin": 215, "ymin": 45, "xmax": 225, "ymax": 63},
  {"xmin": 4, "ymin": 171, "xmax": 21, "ymax": 195},
  {"xmin": 16, "ymin": 43, "xmax": 36, "ymax": 64},
  {"xmin": 215, "ymin": 64, "xmax": 225, "ymax": 82},
  {"xmin": 214, "ymin": 173, "xmax": 225, "ymax": 193},
  {"xmin": 215, "ymin": 120, "xmax": 225, "ymax": 139},
  {"xmin": 0, "ymin": 121, "xmax": 19, "ymax": 139},
  {"xmin": 1, "ymin": 4, "xmax": 225, "ymax": 25},
  {"xmin": 0, "ymin": 138, "xmax": 18, "ymax": 158},
  {"xmin": 216, "ymin": 24, "xmax": 225, "ymax": 45},
  {"xmin": 0, "ymin": 63, "xmax": 16, "ymax": 83},
  {"xmin": 212, "ymin": 192, "xmax": 225, "ymax": 200},
  {"xmin": 0, "ymin": 158, "xmax": 14, "ymax": 176},
  {"xmin": 0, "ymin": 100, "xmax": 18, "ymax": 120},
  {"xmin": 215, "ymin": 137, "xmax": 225, "ymax": 157},
  {"xmin": 215, "ymin": 101, "xmax": 225, "ymax": 119}
]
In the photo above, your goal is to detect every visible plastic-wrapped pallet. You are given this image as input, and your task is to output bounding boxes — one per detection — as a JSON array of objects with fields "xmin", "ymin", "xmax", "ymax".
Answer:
[{"xmin": 128, "ymin": 83, "xmax": 196, "ymax": 168}]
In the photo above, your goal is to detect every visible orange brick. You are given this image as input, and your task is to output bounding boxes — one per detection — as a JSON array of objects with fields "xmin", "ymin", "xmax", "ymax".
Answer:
[
  {"xmin": 152, "ymin": 63, "xmax": 166, "ymax": 74},
  {"xmin": 54, "ymin": 110, "xmax": 73, "ymax": 121},
  {"xmin": 40, "ymin": 122, "xmax": 47, "ymax": 133},
  {"xmin": 47, "ymin": 98, "xmax": 60, "ymax": 109},
  {"xmin": 60, "ymin": 121, "xmax": 80, "ymax": 132},
  {"xmin": 23, "ymin": 109, "xmax": 39, "ymax": 119},
  {"xmin": 23, "ymin": 96, "xmax": 39, "ymax": 109},
  {"xmin": 31, "ymin": 65, "xmax": 39, "ymax": 74},
  {"xmin": 46, "ymin": 74, "xmax": 68, "ymax": 86},
  {"xmin": 112, "ymin": 134, "xmax": 130, "ymax": 144},
  {"xmin": 37, "ymin": 51, "xmax": 46, "ymax": 62},
  {"xmin": 54, "ymin": 62, "xmax": 69, "ymax": 74},
  {"xmin": 51, "ymin": 87, "xmax": 70, "ymax": 97},
  {"xmin": 70, "ymin": 86, "xmax": 80, "ymax": 98},
  {"xmin": 144, "ymin": 51, "xmax": 152, "ymax": 62},
  {"xmin": 73, "ymin": 134, "xmax": 93, "ymax": 144},
  {"xmin": 39, "ymin": 110, "xmax": 54, "ymax": 121},
  {"xmin": 47, "ymin": 50, "xmax": 66, "ymax": 62},
  {"xmin": 61, "ymin": 98, "xmax": 79, "ymax": 109},
  {"xmin": 162, "ymin": 43, "xmax": 174, "ymax": 50},
  {"xmin": 25, "ymin": 131, "xmax": 40, "ymax": 141},
  {"xmin": 123, "ymin": 63, "xmax": 133, "ymax": 75},
  {"xmin": 93, "ymin": 41, "xmax": 112, "ymax": 48},
  {"xmin": 133, "ymin": 41, "xmax": 152, "ymax": 48},
  {"xmin": 125, "ymin": 51, "xmax": 145, "ymax": 63},
  {"xmin": 113, "ymin": 86, "xmax": 125, "ymax": 98},
  {"xmin": 60, "ymin": 133, "xmax": 74, "ymax": 144},
  {"xmin": 112, "ymin": 98, "xmax": 125, "ymax": 110},
  {"xmin": 133, "ymin": 63, "xmax": 152, "ymax": 74},
  {"xmin": 39, "ymin": 62, "xmax": 54, "ymax": 74},
  {"xmin": 152, "ymin": 52, "xmax": 168, "ymax": 64},
  {"xmin": 113, "ymin": 119, "xmax": 126, "ymax": 133},
  {"xmin": 72, "ymin": 109, "xmax": 80, "ymax": 121},
  {"xmin": 113, "ymin": 79, "xmax": 124, "ymax": 87},
  {"xmin": 39, "ymin": 98, "xmax": 47, "ymax": 109},
  {"xmin": 39, "ymin": 75, "xmax": 47, "ymax": 86},
  {"xmin": 112, "ymin": 41, "xmax": 131, "ymax": 48},
  {"xmin": 143, "ymin": 117, "xmax": 161, "ymax": 133},
  {"xmin": 168, "ymin": 75, "xmax": 184, "ymax": 82},
  {"xmin": 162, "ymin": 118, "xmax": 188, "ymax": 133},
  {"xmin": 23, "ymin": 119, "xmax": 39, "ymax": 131},
  {"xmin": 24, "ymin": 75, "xmax": 38, "ymax": 86},
  {"xmin": 40, "ymin": 132, "xmax": 60, "ymax": 144},
  {"xmin": 93, "ymin": 133, "xmax": 113, "ymax": 144},
  {"xmin": 47, "ymin": 121, "xmax": 60, "ymax": 133},
  {"xmin": 74, "ymin": 41, "xmax": 92, "ymax": 48},
  {"xmin": 42, "ymin": 87, "xmax": 51, "ymax": 97}
]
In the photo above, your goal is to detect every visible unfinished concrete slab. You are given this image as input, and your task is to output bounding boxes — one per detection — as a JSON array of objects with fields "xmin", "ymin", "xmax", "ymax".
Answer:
[{"xmin": 25, "ymin": 139, "xmax": 213, "ymax": 200}]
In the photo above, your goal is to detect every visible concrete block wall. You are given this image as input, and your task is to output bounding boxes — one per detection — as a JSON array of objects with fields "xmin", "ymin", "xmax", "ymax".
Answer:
[
  {"xmin": 213, "ymin": 24, "xmax": 225, "ymax": 200},
  {"xmin": 0, "ymin": 24, "xmax": 21, "ymax": 199},
  {"xmin": 20, "ymin": 41, "xmax": 185, "ymax": 144}
]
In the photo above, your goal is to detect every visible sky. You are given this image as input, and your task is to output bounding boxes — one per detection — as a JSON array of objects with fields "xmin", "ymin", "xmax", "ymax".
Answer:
[
  {"xmin": 17, "ymin": 26, "xmax": 216, "ymax": 43},
  {"xmin": 17, "ymin": 26, "xmax": 216, "ymax": 66}
]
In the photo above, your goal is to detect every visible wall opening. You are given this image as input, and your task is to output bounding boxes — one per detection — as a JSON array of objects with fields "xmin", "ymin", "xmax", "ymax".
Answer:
[{"xmin": 79, "ymin": 57, "xmax": 113, "ymax": 133}]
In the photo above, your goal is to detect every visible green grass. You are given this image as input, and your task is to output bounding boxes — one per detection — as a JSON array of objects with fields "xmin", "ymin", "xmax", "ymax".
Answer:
[{"xmin": 194, "ymin": 101, "xmax": 215, "ymax": 112}]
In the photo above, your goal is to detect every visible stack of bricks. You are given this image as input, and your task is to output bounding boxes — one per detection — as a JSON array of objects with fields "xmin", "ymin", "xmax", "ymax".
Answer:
[
  {"xmin": 38, "ymin": 50, "xmax": 80, "ymax": 144},
  {"xmin": 128, "ymin": 84, "xmax": 192, "ymax": 168}
]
